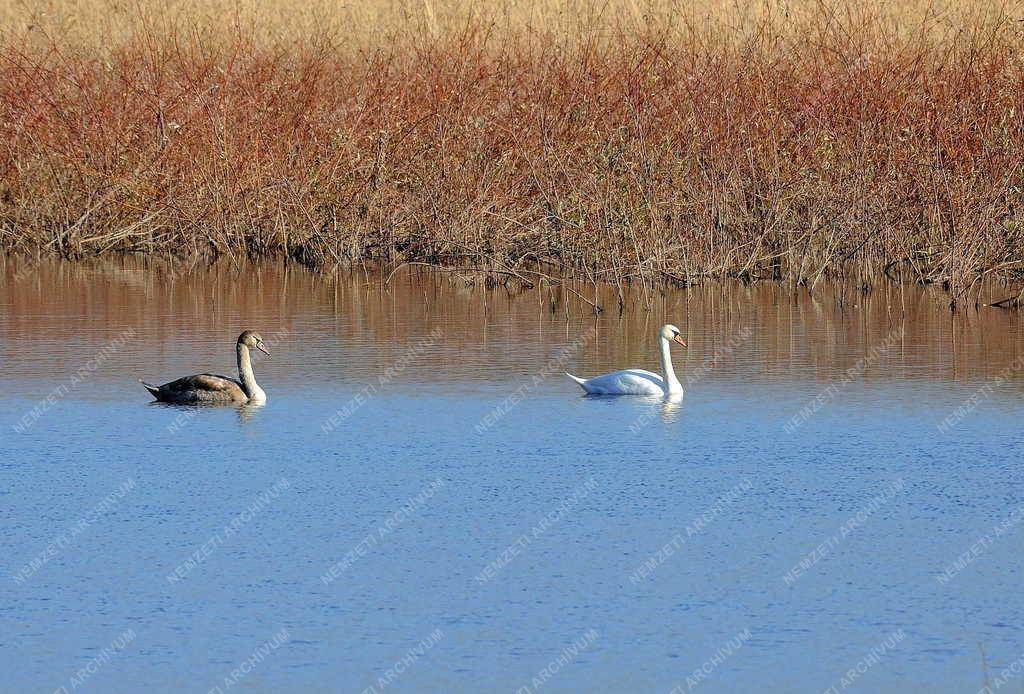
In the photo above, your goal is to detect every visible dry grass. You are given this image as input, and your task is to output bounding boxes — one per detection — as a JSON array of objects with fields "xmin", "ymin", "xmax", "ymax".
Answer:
[{"xmin": 2, "ymin": 0, "xmax": 1023, "ymax": 305}]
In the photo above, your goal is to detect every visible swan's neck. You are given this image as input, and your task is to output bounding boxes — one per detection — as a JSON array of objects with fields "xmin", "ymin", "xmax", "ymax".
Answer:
[
  {"xmin": 658, "ymin": 336, "xmax": 683, "ymax": 395},
  {"xmin": 236, "ymin": 343, "xmax": 266, "ymax": 402}
]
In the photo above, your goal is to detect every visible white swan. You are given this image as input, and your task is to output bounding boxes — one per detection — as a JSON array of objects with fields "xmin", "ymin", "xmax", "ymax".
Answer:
[{"xmin": 566, "ymin": 324, "xmax": 686, "ymax": 396}]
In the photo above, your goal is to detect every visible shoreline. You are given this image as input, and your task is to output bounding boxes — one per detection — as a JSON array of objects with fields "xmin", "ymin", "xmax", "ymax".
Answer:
[
  {"xmin": 3, "ymin": 0, "xmax": 1022, "ymax": 309},
  {"xmin": 4, "ymin": 251, "xmax": 1023, "ymax": 313}
]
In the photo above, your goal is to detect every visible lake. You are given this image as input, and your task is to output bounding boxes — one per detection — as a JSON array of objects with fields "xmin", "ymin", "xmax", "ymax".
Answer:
[{"xmin": 2, "ymin": 257, "xmax": 1023, "ymax": 693}]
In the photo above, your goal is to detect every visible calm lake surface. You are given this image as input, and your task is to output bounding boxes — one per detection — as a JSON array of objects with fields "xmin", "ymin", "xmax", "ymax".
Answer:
[{"xmin": 2, "ymin": 258, "xmax": 1023, "ymax": 693}]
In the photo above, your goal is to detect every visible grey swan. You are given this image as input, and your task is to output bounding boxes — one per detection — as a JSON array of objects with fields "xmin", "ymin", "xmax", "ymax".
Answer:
[{"xmin": 141, "ymin": 330, "xmax": 270, "ymax": 404}]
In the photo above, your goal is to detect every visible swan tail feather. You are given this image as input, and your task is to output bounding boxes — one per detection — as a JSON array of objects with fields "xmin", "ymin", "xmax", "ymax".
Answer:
[
  {"xmin": 139, "ymin": 379, "xmax": 161, "ymax": 398},
  {"xmin": 565, "ymin": 372, "xmax": 587, "ymax": 388}
]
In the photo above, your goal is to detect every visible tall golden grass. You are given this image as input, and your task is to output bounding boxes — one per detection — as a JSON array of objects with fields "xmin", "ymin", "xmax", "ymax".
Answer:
[{"xmin": 2, "ymin": 0, "xmax": 1023, "ymax": 305}]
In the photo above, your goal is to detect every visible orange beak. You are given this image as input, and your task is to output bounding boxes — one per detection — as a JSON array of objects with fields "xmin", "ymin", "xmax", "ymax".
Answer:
[{"xmin": 673, "ymin": 335, "xmax": 687, "ymax": 348}]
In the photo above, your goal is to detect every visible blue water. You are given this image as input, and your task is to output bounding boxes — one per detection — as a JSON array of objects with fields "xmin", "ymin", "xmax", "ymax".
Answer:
[{"xmin": 2, "ymin": 264, "xmax": 1023, "ymax": 693}]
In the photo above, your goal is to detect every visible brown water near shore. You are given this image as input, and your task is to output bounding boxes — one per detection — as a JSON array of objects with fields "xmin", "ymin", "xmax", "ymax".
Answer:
[{"xmin": 1, "ymin": 255, "xmax": 1022, "ymax": 388}]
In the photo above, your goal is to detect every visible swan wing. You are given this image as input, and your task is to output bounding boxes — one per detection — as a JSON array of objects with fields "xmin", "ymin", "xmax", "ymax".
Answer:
[
  {"xmin": 579, "ymin": 369, "xmax": 665, "ymax": 395},
  {"xmin": 153, "ymin": 374, "xmax": 247, "ymax": 402}
]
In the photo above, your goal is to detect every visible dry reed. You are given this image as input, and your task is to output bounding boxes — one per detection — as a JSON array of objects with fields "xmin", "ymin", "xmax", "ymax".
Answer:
[{"xmin": 1, "ymin": 0, "xmax": 1023, "ymax": 305}]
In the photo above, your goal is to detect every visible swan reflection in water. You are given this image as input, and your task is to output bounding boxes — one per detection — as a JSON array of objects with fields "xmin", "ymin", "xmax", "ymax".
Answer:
[
  {"xmin": 150, "ymin": 398, "xmax": 266, "ymax": 430},
  {"xmin": 659, "ymin": 394, "xmax": 684, "ymax": 423},
  {"xmin": 237, "ymin": 400, "xmax": 266, "ymax": 424},
  {"xmin": 627, "ymin": 393, "xmax": 684, "ymax": 432}
]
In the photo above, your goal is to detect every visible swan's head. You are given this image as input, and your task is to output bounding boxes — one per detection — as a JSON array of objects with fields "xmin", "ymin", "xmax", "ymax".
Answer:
[
  {"xmin": 660, "ymin": 324, "xmax": 686, "ymax": 348},
  {"xmin": 238, "ymin": 330, "xmax": 271, "ymax": 356}
]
